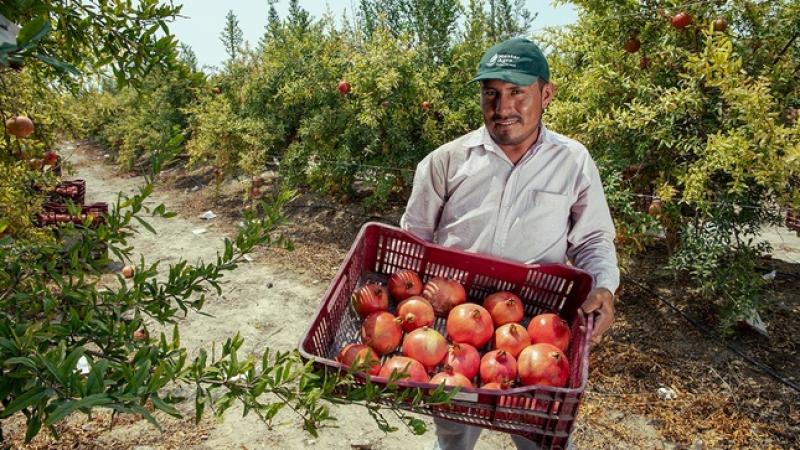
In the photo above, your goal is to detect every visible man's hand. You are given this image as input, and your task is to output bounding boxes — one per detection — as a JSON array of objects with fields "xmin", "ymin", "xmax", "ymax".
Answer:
[{"xmin": 580, "ymin": 288, "xmax": 615, "ymax": 344}]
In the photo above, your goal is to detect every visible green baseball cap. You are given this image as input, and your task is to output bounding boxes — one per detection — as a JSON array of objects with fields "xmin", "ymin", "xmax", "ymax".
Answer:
[{"xmin": 471, "ymin": 37, "xmax": 549, "ymax": 86}]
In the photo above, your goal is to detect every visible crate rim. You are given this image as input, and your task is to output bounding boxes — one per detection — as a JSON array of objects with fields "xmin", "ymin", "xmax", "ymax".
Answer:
[{"xmin": 298, "ymin": 221, "xmax": 595, "ymax": 396}]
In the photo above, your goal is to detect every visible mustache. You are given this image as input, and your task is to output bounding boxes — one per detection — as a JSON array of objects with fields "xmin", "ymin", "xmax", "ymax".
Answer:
[{"xmin": 491, "ymin": 115, "xmax": 522, "ymax": 122}]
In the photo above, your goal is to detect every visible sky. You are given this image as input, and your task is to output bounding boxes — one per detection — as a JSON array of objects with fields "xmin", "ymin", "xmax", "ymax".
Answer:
[{"xmin": 169, "ymin": 1, "xmax": 579, "ymax": 69}]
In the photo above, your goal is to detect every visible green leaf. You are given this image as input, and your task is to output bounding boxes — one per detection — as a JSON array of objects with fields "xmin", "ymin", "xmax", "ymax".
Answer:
[
  {"xmin": 134, "ymin": 216, "xmax": 157, "ymax": 234},
  {"xmin": 45, "ymin": 394, "xmax": 113, "ymax": 426},
  {"xmin": 17, "ymin": 18, "xmax": 50, "ymax": 46},
  {"xmin": 4, "ymin": 356, "xmax": 37, "ymax": 369},
  {"xmin": 0, "ymin": 387, "xmax": 49, "ymax": 418},
  {"xmin": 34, "ymin": 53, "xmax": 80, "ymax": 75},
  {"xmin": 150, "ymin": 394, "xmax": 181, "ymax": 418}
]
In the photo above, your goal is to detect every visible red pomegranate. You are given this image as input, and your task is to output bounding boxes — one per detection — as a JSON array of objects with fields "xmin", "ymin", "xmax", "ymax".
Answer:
[
  {"xmin": 388, "ymin": 269, "xmax": 423, "ymax": 301},
  {"xmin": 336, "ymin": 343, "xmax": 381, "ymax": 376},
  {"xmin": 517, "ymin": 343, "xmax": 570, "ymax": 388},
  {"xmin": 430, "ymin": 366, "xmax": 473, "ymax": 389},
  {"xmin": 361, "ymin": 311, "xmax": 403, "ymax": 355},
  {"xmin": 481, "ymin": 380, "xmax": 512, "ymax": 390},
  {"xmin": 5, "ymin": 116, "xmax": 34, "ymax": 138},
  {"xmin": 527, "ymin": 313, "xmax": 571, "ymax": 352},
  {"xmin": 494, "ymin": 323, "xmax": 531, "ymax": 358},
  {"xmin": 479, "ymin": 350, "xmax": 517, "ymax": 385},
  {"xmin": 402, "ymin": 326, "xmax": 448, "ymax": 369},
  {"xmin": 671, "ymin": 12, "xmax": 692, "ymax": 29},
  {"xmin": 379, "ymin": 356, "xmax": 428, "ymax": 383},
  {"xmin": 443, "ymin": 343, "xmax": 480, "ymax": 379},
  {"xmin": 397, "ymin": 296, "xmax": 434, "ymax": 332},
  {"xmin": 447, "ymin": 303, "xmax": 494, "ymax": 348},
  {"xmin": 422, "ymin": 277, "xmax": 466, "ymax": 316},
  {"xmin": 482, "ymin": 291, "xmax": 525, "ymax": 326},
  {"xmin": 351, "ymin": 282, "xmax": 389, "ymax": 318}
]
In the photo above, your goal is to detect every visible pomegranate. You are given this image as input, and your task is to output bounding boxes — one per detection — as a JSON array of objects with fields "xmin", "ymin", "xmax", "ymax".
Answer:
[
  {"xmin": 42, "ymin": 150, "xmax": 59, "ymax": 166},
  {"xmin": 639, "ymin": 56, "xmax": 651, "ymax": 69},
  {"xmin": 336, "ymin": 343, "xmax": 381, "ymax": 376},
  {"xmin": 212, "ymin": 86, "xmax": 222, "ymax": 95},
  {"xmin": 713, "ymin": 17, "xmax": 727, "ymax": 32},
  {"xmin": 361, "ymin": 311, "xmax": 403, "ymax": 355},
  {"xmin": 421, "ymin": 101, "xmax": 431, "ymax": 111},
  {"xmin": 527, "ymin": 313, "xmax": 571, "ymax": 352},
  {"xmin": 494, "ymin": 323, "xmax": 531, "ymax": 358},
  {"xmin": 483, "ymin": 291, "xmax": 524, "ymax": 326},
  {"xmin": 402, "ymin": 326, "xmax": 448, "ymax": 369},
  {"xmin": 338, "ymin": 80, "xmax": 350, "ymax": 95},
  {"xmin": 479, "ymin": 350, "xmax": 517, "ymax": 385},
  {"xmin": 5, "ymin": 116, "xmax": 34, "ymax": 138},
  {"xmin": 379, "ymin": 356, "xmax": 428, "ymax": 383},
  {"xmin": 623, "ymin": 37, "xmax": 641, "ymax": 53},
  {"xmin": 396, "ymin": 296, "xmax": 434, "ymax": 332},
  {"xmin": 133, "ymin": 328, "xmax": 149, "ymax": 342},
  {"xmin": 430, "ymin": 366, "xmax": 473, "ymax": 389},
  {"xmin": 422, "ymin": 277, "xmax": 466, "ymax": 315},
  {"xmin": 121, "ymin": 265, "xmax": 135, "ymax": 279},
  {"xmin": 648, "ymin": 199, "xmax": 662, "ymax": 216},
  {"xmin": 671, "ymin": 12, "xmax": 692, "ymax": 29},
  {"xmin": 388, "ymin": 269, "xmax": 423, "ymax": 301},
  {"xmin": 443, "ymin": 343, "xmax": 480, "ymax": 379},
  {"xmin": 446, "ymin": 303, "xmax": 494, "ymax": 348},
  {"xmin": 481, "ymin": 380, "xmax": 512, "ymax": 390},
  {"xmin": 517, "ymin": 343, "xmax": 570, "ymax": 387},
  {"xmin": 351, "ymin": 282, "xmax": 389, "ymax": 318}
]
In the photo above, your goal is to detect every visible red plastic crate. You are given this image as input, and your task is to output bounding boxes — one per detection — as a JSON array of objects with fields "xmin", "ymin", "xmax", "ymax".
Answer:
[
  {"xmin": 50, "ymin": 179, "xmax": 86, "ymax": 204},
  {"xmin": 299, "ymin": 222, "xmax": 595, "ymax": 448},
  {"xmin": 786, "ymin": 208, "xmax": 800, "ymax": 234},
  {"xmin": 37, "ymin": 202, "xmax": 108, "ymax": 228}
]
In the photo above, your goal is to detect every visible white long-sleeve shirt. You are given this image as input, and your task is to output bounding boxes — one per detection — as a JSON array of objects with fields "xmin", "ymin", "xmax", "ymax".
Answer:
[{"xmin": 400, "ymin": 123, "xmax": 620, "ymax": 294}]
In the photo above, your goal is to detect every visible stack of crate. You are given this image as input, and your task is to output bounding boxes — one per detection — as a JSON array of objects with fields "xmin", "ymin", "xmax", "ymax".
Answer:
[
  {"xmin": 786, "ymin": 209, "xmax": 800, "ymax": 235},
  {"xmin": 37, "ymin": 178, "xmax": 109, "ymax": 259}
]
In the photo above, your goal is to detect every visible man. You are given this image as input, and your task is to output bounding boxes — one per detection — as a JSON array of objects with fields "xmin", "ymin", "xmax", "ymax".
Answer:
[{"xmin": 399, "ymin": 37, "xmax": 619, "ymax": 449}]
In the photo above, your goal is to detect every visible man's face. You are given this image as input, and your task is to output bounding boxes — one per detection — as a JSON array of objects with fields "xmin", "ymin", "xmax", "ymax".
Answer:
[{"xmin": 480, "ymin": 79, "xmax": 554, "ymax": 152}]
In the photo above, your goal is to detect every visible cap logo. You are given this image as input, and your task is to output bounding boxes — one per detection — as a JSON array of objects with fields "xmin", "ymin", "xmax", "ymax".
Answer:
[{"xmin": 485, "ymin": 53, "xmax": 519, "ymax": 68}]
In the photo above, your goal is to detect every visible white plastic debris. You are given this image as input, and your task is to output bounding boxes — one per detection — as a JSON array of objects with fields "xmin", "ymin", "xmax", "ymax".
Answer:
[
  {"xmin": 103, "ymin": 154, "xmax": 110, "ymax": 159},
  {"xmin": 737, "ymin": 308, "xmax": 769, "ymax": 337},
  {"xmin": 190, "ymin": 185, "xmax": 201, "ymax": 192},
  {"xmin": 656, "ymin": 387, "xmax": 676, "ymax": 400},
  {"xmin": 199, "ymin": 210, "xmax": 217, "ymax": 220},
  {"xmin": 243, "ymin": 254, "xmax": 253, "ymax": 262},
  {"xmin": 191, "ymin": 228, "xmax": 208, "ymax": 235},
  {"xmin": 761, "ymin": 270, "xmax": 777, "ymax": 281},
  {"xmin": 76, "ymin": 356, "xmax": 91, "ymax": 375}
]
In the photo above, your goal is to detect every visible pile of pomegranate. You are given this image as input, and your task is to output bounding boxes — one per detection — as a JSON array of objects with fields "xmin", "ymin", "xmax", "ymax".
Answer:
[{"xmin": 336, "ymin": 269, "xmax": 572, "ymax": 391}]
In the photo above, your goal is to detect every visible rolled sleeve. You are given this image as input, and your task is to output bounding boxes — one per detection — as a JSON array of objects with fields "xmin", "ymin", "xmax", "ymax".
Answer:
[
  {"xmin": 400, "ymin": 152, "xmax": 447, "ymax": 242},
  {"xmin": 566, "ymin": 158, "xmax": 620, "ymax": 295}
]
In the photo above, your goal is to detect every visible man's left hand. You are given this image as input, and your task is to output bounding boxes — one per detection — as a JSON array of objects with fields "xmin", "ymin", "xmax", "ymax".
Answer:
[{"xmin": 579, "ymin": 288, "xmax": 615, "ymax": 345}]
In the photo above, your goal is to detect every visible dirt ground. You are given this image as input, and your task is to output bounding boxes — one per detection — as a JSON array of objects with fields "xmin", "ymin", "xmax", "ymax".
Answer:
[{"xmin": 5, "ymin": 141, "xmax": 799, "ymax": 449}]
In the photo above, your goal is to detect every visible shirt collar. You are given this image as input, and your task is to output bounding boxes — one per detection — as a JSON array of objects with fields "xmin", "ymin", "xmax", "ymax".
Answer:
[{"xmin": 463, "ymin": 122, "xmax": 551, "ymax": 162}]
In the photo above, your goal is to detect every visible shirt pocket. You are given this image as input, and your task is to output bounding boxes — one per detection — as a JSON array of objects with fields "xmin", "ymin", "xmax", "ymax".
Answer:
[{"xmin": 522, "ymin": 190, "xmax": 570, "ymax": 250}]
